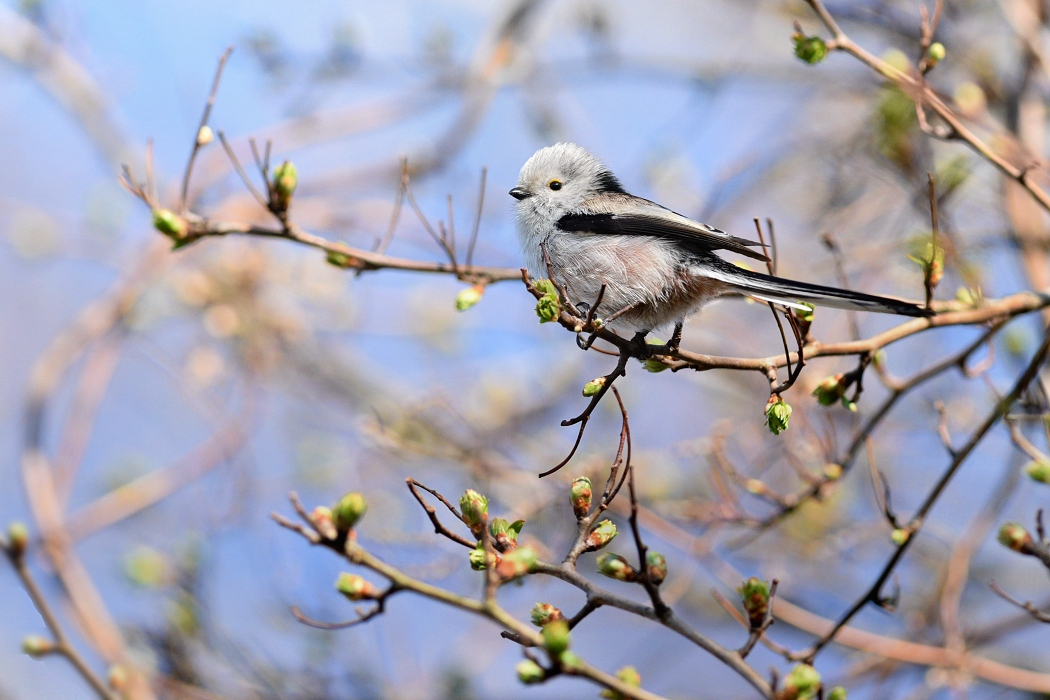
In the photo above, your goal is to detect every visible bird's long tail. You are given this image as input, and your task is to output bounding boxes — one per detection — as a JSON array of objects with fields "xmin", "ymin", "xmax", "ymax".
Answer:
[{"xmin": 703, "ymin": 258, "xmax": 934, "ymax": 318}]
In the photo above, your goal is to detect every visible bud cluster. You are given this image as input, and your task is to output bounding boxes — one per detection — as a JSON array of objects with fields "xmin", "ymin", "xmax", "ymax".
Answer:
[{"xmin": 533, "ymin": 279, "xmax": 561, "ymax": 323}]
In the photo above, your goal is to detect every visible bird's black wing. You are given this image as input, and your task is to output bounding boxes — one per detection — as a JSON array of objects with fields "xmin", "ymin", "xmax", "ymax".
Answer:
[{"xmin": 556, "ymin": 194, "xmax": 770, "ymax": 262}]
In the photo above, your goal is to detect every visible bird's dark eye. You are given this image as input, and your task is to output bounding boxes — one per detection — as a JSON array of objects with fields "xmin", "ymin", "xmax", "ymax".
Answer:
[{"xmin": 549, "ymin": 180, "xmax": 562, "ymax": 191}]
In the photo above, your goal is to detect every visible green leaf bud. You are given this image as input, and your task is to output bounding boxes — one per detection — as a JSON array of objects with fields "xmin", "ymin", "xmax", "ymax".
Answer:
[
  {"xmin": 335, "ymin": 572, "xmax": 378, "ymax": 601},
  {"xmin": 272, "ymin": 160, "xmax": 298, "ymax": 206},
  {"xmin": 783, "ymin": 664, "xmax": 821, "ymax": 700},
  {"xmin": 765, "ymin": 398, "xmax": 792, "ymax": 435},
  {"xmin": 152, "ymin": 208, "xmax": 187, "ymax": 238},
  {"xmin": 582, "ymin": 376, "xmax": 606, "ymax": 397},
  {"xmin": 793, "ymin": 34, "xmax": 828, "ymax": 64},
  {"xmin": 530, "ymin": 602, "xmax": 564, "ymax": 627},
  {"xmin": 468, "ymin": 543, "xmax": 498, "ymax": 570},
  {"xmin": 601, "ymin": 666, "xmax": 642, "ymax": 699},
  {"xmin": 927, "ymin": 42, "xmax": 945, "ymax": 67},
  {"xmin": 826, "ymin": 686, "xmax": 847, "ymax": 700},
  {"xmin": 326, "ymin": 251, "xmax": 352, "ymax": 267},
  {"xmin": 533, "ymin": 279, "xmax": 557, "ymax": 296},
  {"xmin": 646, "ymin": 551, "xmax": 667, "ymax": 585},
  {"xmin": 459, "ymin": 489, "xmax": 489, "ymax": 537},
  {"xmin": 585, "ymin": 519, "xmax": 618, "ymax": 551},
  {"xmin": 489, "ymin": 517, "xmax": 524, "ymax": 551},
  {"xmin": 21, "ymin": 635, "xmax": 53, "ymax": 658},
  {"xmin": 516, "ymin": 659, "xmax": 545, "ymax": 684},
  {"xmin": 311, "ymin": 505, "xmax": 338, "ymax": 540},
  {"xmin": 1025, "ymin": 460, "xmax": 1050, "ymax": 484},
  {"xmin": 812, "ymin": 374, "xmax": 846, "ymax": 407},
  {"xmin": 541, "ymin": 618, "xmax": 570, "ymax": 657},
  {"xmin": 738, "ymin": 577, "xmax": 771, "ymax": 628},
  {"xmin": 495, "ymin": 544, "xmax": 537, "ymax": 580},
  {"xmin": 570, "ymin": 476, "xmax": 592, "ymax": 519},
  {"xmin": 455, "ymin": 284, "xmax": 485, "ymax": 311},
  {"xmin": 332, "ymin": 492, "xmax": 367, "ymax": 533},
  {"xmin": 998, "ymin": 522, "xmax": 1033, "ymax": 553},
  {"xmin": 596, "ymin": 552, "xmax": 636, "ymax": 582},
  {"xmin": 535, "ymin": 293, "xmax": 561, "ymax": 323}
]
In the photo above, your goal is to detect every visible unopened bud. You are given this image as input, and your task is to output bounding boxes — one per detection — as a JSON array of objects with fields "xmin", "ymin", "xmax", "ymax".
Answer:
[
  {"xmin": 459, "ymin": 489, "xmax": 488, "ymax": 537},
  {"xmin": 489, "ymin": 518, "xmax": 524, "ymax": 551},
  {"xmin": 531, "ymin": 602, "xmax": 564, "ymax": 627},
  {"xmin": 196, "ymin": 125, "xmax": 214, "ymax": 146},
  {"xmin": 455, "ymin": 284, "xmax": 485, "ymax": 311},
  {"xmin": 826, "ymin": 686, "xmax": 847, "ymax": 700},
  {"xmin": 541, "ymin": 619, "xmax": 571, "ymax": 657},
  {"xmin": 646, "ymin": 551, "xmax": 667, "ymax": 585},
  {"xmin": 152, "ymin": 208, "xmax": 187, "ymax": 238},
  {"xmin": 582, "ymin": 376, "xmax": 606, "ymax": 397},
  {"xmin": 738, "ymin": 577, "xmax": 771, "ymax": 628},
  {"xmin": 495, "ymin": 545, "xmax": 537, "ymax": 580},
  {"xmin": 765, "ymin": 397, "xmax": 792, "ymax": 435},
  {"xmin": 570, "ymin": 476, "xmax": 592, "ymax": 518},
  {"xmin": 311, "ymin": 505, "xmax": 337, "ymax": 540},
  {"xmin": 585, "ymin": 519, "xmax": 618, "ymax": 551},
  {"xmin": 926, "ymin": 42, "xmax": 945, "ymax": 67},
  {"xmin": 6, "ymin": 521, "xmax": 28, "ymax": 557},
  {"xmin": 783, "ymin": 664, "xmax": 821, "ymax": 700},
  {"xmin": 998, "ymin": 522, "xmax": 1033, "ymax": 553},
  {"xmin": 822, "ymin": 463, "xmax": 843, "ymax": 481},
  {"xmin": 21, "ymin": 635, "xmax": 53, "ymax": 658},
  {"xmin": 107, "ymin": 665, "xmax": 129, "ymax": 691},
  {"xmin": 793, "ymin": 34, "xmax": 828, "ymax": 64},
  {"xmin": 326, "ymin": 251, "xmax": 352, "ymax": 267},
  {"xmin": 516, "ymin": 659, "xmax": 545, "ymax": 684},
  {"xmin": 812, "ymin": 374, "xmax": 845, "ymax": 407},
  {"xmin": 272, "ymin": 160, "xmax": 298, "ymax": 207},
  {"xmin": 469, "ymin": 543, "xmax": 499, "ymax": 570},
  {"xmin": 335, "ymin": 572, "xmax": 378, "ymax": 601},
  {"xmin": 596, "ymin": 552, "xmax": 636, "ymax": 581},
  {"xmin": 332, "ymin": 492, "xmax": 367, "ymax": 533},
  {"xmin": 601, "ymin": 666, "xmax": 642, "ymax": 699},
  {"xmin": 1026, "ymin": 460, "xmax": 1050, "ymax": 484},
  {"xmin": 795, "ymin": 303, "xmax": 815, "ymax": 323},
  {"xmin": 890, "ymin": 528, "xmax": 909, "ymax": 546}
]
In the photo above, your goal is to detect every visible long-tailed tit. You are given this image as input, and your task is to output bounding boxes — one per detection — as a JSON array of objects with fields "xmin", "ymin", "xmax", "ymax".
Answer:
[{"xmin": 510, "ymin": 143, "xmax": 932, "ymax": 344}]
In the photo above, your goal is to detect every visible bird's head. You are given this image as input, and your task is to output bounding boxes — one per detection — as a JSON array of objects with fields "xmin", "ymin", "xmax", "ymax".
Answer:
[{"xmin": 509, "ymin": 143, "xmax": 625, "ymax": 221}]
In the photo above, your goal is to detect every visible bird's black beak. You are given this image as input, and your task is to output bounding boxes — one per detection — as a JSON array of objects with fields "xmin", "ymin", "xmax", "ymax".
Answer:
[{"xmin": 509, "ymin": 186, "xmax": 532, "ymax": 201}]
